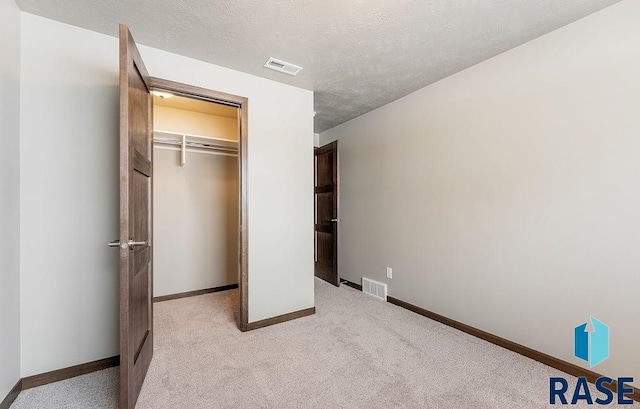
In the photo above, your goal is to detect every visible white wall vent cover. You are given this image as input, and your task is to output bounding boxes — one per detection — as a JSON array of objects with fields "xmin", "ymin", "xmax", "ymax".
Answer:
[
  {"xmin": 264, "ymin": 57, "xmax": 303, "ymax": 76},
  {"xmin": 362, "ymin": 277, "xmax": 388, "ymax": 301}
]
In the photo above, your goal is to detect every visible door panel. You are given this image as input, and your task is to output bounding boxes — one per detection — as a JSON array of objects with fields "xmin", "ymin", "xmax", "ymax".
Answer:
[
  {"xmin": 314, "ymin": 141, "xmax": 339, "ymax": 286},
  {"xmin": 119, "ymin": 24, "xmax": 153, "ymax": 409},
  {"xmin": 316, "ymin": 192, "xmax": 333, "ymax": 225},
  {"xmin": 316, "ymin": 152, "xmax": 333, "ymax": 186},
  {"xmin": 316, "ymin": 231, "xmax": 334, "ymax": 266}
]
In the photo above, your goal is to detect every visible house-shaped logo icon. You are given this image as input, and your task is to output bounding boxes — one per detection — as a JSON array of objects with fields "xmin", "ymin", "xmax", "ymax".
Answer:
[{"xmin": 574, "ymin": 316, "xmax": 609, "ymax": 368}]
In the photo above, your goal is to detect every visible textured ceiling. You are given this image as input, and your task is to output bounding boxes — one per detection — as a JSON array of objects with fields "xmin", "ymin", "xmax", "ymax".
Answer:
[{"xmin": 16, "ymin": 0, "xmax": 621, "ymax": 133}]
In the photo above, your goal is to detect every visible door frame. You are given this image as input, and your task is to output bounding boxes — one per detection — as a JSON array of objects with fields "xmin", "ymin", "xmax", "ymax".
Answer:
[{"xmin": 149, "ymin": 77, "xmax": 249, "ymax": 331}]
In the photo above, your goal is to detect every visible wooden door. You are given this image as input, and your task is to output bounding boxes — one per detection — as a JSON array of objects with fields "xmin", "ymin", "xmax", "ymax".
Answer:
[
  {"xmin": 314, "ymin": 141, "xmax": 339, "ymax": 286},
  {"xmin": 119, "ymin": 24, "xmax": 153, "ymax": 409}
]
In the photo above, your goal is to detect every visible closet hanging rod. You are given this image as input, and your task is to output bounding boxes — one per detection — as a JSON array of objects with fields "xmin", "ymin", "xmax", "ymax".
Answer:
[
  {"xmin": 154, "ymin": 144, "xmax": 238, "ymax": 159},
  {"xmin": 152, "ymin": 130, "xmax": 238, "ymax": 165},
  {"xmin": 153, "ymin": 129, "xmax": 238, "ymax": 145},
  {"xmin": 153, "ymin": 138, "xmax": 238, "ymax": 153}
]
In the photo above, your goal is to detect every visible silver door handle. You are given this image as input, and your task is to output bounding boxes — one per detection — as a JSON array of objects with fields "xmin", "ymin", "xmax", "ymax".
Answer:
[
  {"xmin": 330, "ymin": 219, "xmax": 341, "ymax": 222},
  {"xmin": 108, "ymin": 240, "xmax": 121, "ymax": 248},
  {"xmin": 108, "ymin": 240, "xmax": 147, "ymax": 250}
]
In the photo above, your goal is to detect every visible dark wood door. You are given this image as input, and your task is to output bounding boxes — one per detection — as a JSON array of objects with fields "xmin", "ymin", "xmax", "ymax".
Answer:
[
  {"xmin": 119, "ymin": 24, "xmax": 153, "ymax": 409},
  {"xmin": 314, "ymin": 141, "xmax": 339, "ymax": 286}
]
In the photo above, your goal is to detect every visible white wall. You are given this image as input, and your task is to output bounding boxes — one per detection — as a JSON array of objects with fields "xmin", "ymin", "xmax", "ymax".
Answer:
[
  {"xmin": 20, "ymin": 13, "xmax": 314, "ymax": 377},
  {"xmin": 321, "ymin": 0, "xmax": 640, "ymax": 385},
  {"xmin": 0, "ymin": 0, "xmax": 22, "ymax": 399},
  {"xmin": 153, "ymin": 148, "xmax": 238, "ymax": 297},
  {"xmin": 19, "ymin": 14, "xmax": 120, "ymax": 378}
]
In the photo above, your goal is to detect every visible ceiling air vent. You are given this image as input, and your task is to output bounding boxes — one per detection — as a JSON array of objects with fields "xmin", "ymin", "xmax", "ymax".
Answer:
[{"xmin": 264, "ymin": 57, "xmax": 302, "ymax": 76}]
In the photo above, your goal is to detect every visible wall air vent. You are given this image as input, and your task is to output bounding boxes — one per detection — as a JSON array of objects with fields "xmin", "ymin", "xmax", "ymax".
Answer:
[
  {"xmin": 264, "ymin": 57, "xmax": 303, "ymax": 76},
  {"xmin": 362, "ymin": 277, "xmax": 388, "ymax": 301}
]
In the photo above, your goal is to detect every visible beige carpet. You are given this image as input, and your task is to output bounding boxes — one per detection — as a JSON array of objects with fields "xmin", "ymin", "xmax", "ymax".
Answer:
[{"xmin": 11, "ymin": 278, "xmax": 639, "ymax": 408}]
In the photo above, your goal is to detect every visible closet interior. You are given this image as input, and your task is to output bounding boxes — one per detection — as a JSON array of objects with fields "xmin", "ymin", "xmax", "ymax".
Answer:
[{"xmin": 152, "ymin": 93, "xmax": 239, "ymax": 300}]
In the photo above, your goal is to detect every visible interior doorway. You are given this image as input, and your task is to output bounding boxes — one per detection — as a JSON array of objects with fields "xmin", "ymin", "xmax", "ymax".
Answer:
[
  {"xmin": 117, "ymin": 23, "xmax": 249, "ymax": 409},
  {"xmin": 149, "ymin": 77, "xmax": 249, "ymax": 331}
]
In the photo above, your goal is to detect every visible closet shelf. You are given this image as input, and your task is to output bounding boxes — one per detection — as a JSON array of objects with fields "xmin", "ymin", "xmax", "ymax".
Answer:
[{"xmin": 153, "ymin": 130, "xmax": 238, "ymax": 165}]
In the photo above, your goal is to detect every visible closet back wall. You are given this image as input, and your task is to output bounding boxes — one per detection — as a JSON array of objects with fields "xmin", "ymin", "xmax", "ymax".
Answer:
[
  {"xmin": 154, "ymin": 105, "xmax": 237, "ymax": 138},
  {"xmin": 153, "ymin": 106, "xmax": 239, "ymax": 297}
]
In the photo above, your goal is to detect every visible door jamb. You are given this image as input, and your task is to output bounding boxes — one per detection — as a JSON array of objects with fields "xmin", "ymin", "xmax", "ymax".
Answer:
[{"xmin": 149, "ymin": 77, "xmax": 249, "ymax": 332}]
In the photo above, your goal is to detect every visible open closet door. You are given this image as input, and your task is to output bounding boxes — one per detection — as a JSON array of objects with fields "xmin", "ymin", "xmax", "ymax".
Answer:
[
  {"xmin": 119, "ymin": 24, "xmax": 153, "ymax": 409},
  {"xmin": 314, "ymin": 141, "xmax": 339, "ymax": 286}
]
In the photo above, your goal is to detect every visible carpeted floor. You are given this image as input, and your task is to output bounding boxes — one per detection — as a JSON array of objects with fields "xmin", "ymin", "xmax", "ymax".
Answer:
[{"xmin": 11, "ymin": 278, "xmax": 639, "ymax": 408}]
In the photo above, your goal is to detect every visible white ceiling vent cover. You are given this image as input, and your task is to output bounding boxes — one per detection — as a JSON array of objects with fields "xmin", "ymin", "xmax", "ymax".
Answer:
[
  {"xmin": 264, "ymin": 57, "xmax": 302, "ymax": 76},
  {"xmin": 362, "ymin": 277, "xmax": 388, "ymax": 301}
]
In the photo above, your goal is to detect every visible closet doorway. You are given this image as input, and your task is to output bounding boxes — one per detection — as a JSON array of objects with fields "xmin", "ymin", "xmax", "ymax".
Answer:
[
  {"xmin": 117, "ymin": 24, "xmax": 249, "ymax": 409},
  {"xmin": 149, "ymin": 78, "xmax": 249, "ymax": 331}
]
